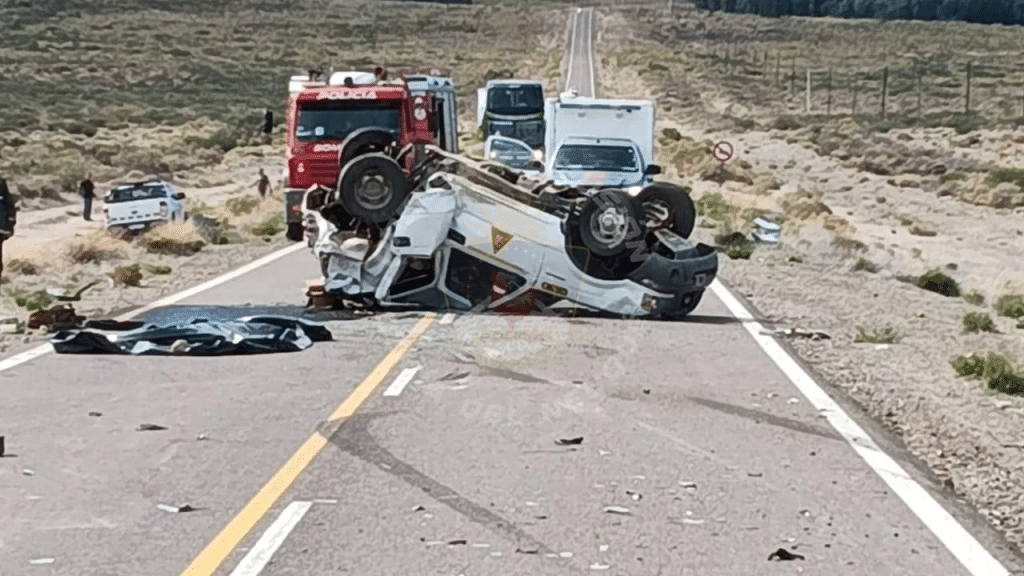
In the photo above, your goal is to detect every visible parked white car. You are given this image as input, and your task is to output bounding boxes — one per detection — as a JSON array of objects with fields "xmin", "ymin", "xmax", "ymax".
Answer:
[{"xmin": 103, "ymin": 181, "xmax": 187, "ymax": 232}]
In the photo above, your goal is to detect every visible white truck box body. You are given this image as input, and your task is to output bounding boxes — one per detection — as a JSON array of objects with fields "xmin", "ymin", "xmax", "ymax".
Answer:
[{"xmin": 544, "ymin": 95, "xmax": 656, "ymax": 189}]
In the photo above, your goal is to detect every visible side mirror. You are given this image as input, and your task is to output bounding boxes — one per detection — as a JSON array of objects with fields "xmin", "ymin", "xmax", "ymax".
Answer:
[
  {"xmin": 173, "ymin": 192, "xmax": 186, "ymax": 200},
  {"xmin": 645, "ymin": 164, "xmax": 662, "ymax": 176}
]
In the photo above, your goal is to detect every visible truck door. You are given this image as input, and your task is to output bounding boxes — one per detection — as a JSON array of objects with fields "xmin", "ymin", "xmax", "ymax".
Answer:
[{"xmin": 432, "ymin": 91, "xmax": 459, "ymax": 153}]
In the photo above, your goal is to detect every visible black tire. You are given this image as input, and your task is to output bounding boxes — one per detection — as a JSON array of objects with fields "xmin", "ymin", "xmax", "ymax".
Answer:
[
  {"xmin": 563, "ymin": 193, "xmax": 651, "ymax": 282},
  {"xmin": 286, "ymin": 222, "xmax": 304, "ymax": 242},
  {"xmin": 338, "ymin": 127, "xmax": 397, "ymax": 168},
  {"xmin": 337, "ymin": 153, "xmax": 410, "ymax": 224},
  {"xmin": 575, "ymin": 188, "xmax": 647, "ymax": 257},
  {"xmin": 636, "ymin": 183, "xmax": 696, "ymax": 239}
]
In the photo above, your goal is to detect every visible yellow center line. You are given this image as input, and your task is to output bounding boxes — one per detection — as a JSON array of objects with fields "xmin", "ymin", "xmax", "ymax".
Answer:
[{"xmin": 179, "ymin": 313, "xmax": 437, "ymax": 576}]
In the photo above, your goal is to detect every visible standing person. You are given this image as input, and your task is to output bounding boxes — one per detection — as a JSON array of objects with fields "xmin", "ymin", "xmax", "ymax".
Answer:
[
  {"xmin": 0, "ymin": 178, "xmax": 16, "ymax": 284},
  {"xmin": 79, "ymin": 173, "xmax": 95, "ymax": 221},
  {"xmin": 253, "ymin": 168, "xmax": 271, "ymax": 199}
]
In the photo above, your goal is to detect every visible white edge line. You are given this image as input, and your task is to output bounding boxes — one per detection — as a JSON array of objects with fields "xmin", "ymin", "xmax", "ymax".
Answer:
[
  {"xmin": 708, "ymin": 278, "xmax": 1010, "ymax": 576},
  {"xmin": 228, "ymin": 500, "xmax": 312, "ymax": 576},
  {"xmin": 383, "ymin": 366, "xmax": 421, "ymax": 397},
  {"xmin": 0, "ymin": 242, "xmax": 306, "ymax": 375},
  {"xmin": 587, "ymin": 9, "xmax": 596, "ymax": 98},
  {"xmin": 565, "ymin": 9, "xmax": 578, "ymax": 92}
]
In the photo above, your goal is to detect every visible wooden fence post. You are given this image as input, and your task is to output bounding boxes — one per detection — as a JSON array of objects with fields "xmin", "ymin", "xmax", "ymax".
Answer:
[
  {"xmin": 881, "ymin": 66, "xmax": 888, "ymax": 119},
  {"xmin": 790, "ymin": 55, "xmax": 796, "ymax": 96},
  {"xmin": 775, "ymin": 51, "xmax": 781, "ymax": 86},
  {"xmin": 763, "ymin": 49, "xmax": 768, "ymax": 79},
  {"xmin": 806, "ymin": 68, "xmax": 812, "ymax": 112},
  {"xmin": 852, "ymin": 71, "xmax": 858, "ymax": 116},
  {"xmin": 917, "ymin": 71, "xmax": 922, "ymax": 121},
  {"xmin": 966, "ymin": 61, "xmax": 972, "ymax": 115},
  {"xmin": 827, "ymin": 67, "xmax": 832, "ymax": 116}
]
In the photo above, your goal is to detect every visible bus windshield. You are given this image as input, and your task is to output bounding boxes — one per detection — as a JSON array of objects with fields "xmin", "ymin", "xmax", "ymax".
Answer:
[{"xmin": 486, "ymin": 85, "xmax": 543, "ymax": 116}]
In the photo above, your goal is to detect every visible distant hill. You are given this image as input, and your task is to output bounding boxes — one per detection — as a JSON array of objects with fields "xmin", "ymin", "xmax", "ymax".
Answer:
[{"xmin": 691, "ymin": 0, "xmax": 1024, "ymax": 26}]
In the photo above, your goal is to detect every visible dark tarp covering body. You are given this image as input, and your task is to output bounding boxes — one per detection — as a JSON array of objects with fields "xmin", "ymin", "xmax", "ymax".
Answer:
[{"xmin": 49, "ymin": 306, "xmax": 334, "ymax": 355}]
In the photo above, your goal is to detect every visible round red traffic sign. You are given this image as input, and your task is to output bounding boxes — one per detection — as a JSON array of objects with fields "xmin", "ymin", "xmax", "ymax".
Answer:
[{"xmin": 713, "ymin": 141, "xmax": 734, "ymax": 162}]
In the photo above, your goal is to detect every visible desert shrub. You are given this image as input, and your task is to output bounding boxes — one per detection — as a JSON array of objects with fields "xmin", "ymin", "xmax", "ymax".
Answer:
[
  {"xmin": 713, "ymin": 229, "xmax": 754, "ymax": 260},
  {"xmin": 852, "ymin": 257, "xmax": 879, "ymax": 273},
  {"xmin": 854, "ymin": 326, "xmax": 901, "ymax": 344},
  {"xmin": 917, "ymin": 269, "xmax": 960, "ymax": 297},
  {"xmin": 225, "ymin": 195, "xmax": 261, "ymax": 216},
  {"xmin": 112, "ymin": 263, "xmax": 142, "ymax": 287},
  {"xmin": 962, "ymin": 312, "xmax": 996, "ymax": 333},
  {"xmin": 831, "ymin": 235, "xmax": 867, "ymax": 253},
  {"xmin": 995, "ymin": 294, "xmax": 1024, "ymax": 319},
  {"xmin": 661, "ymin": 127, "xmax": 682, "ymax": 141},
  {"xmin": 140, "ymin": 222, "xmax": 206, "ymax": 256},
  {"xmin": 772, "ymin": 115, "xmax": 804, "ymax": 130},
  {"xmin": 7, "ymin": 258, "xmax": 39, "ymax": 275},
  {"xmin": 950, "ymin": 352, "xmax": 1024, "ymax": 395},
  {"xmin": 986, "ymin": 167, "xmax": 1024, "ymax": 190},
  {"xmin": 695, "ymin": 193, "xmax": 739, "ymax": 222},
  {"xmin": 251, "ymin": 215, "xmax": 283, "ymax": 237},
  {"xmin": 66, "ymin": 238, "xmax": 126, "ymax": 264},
  {"xmin": 185, "ymin": 127, "xmax": 239, "ymax": 153},
  {"xmin": 146, "ymin": 264, "xmax": 172, "ymax": 275},
  {"xmin": 964, "ymin": 292, "xmax": 985, "ymax": 306},
  {"xmin": 939, "ymin": 172, "xmax": 967, "ymax": 183},
  {"xmin": 788, "ymin": 256, "xmax": 803, "ymax": 263}
]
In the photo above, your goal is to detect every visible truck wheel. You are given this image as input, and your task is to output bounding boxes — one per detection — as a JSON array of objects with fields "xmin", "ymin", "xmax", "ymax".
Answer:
[
  {"xmin": 286, "ymin": 223, "xmax": 304, "ymax": 242},
  {"xmin": 338, "ymin": 153, "xmax": 409, "ymax": 224},
  {"xmin": 576, "ymin": 188, "xmax": 647, "ymax": 257},
  {"xmin": 637, "ymin": 183, "xmax": 696, "ymax": 239},
  {"xmin": 339, "ymin": 128, "xmax": 397, "ymax": 168}
]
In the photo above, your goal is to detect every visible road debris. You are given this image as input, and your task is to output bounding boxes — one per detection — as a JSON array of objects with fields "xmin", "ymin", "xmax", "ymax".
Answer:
[
  {"xmin": 447, "ymin": 539, "xmax": 467, "ymax": 546},
  {"xmin": 748, "ymin": 472, "xmax": 763, "ymax": 477},
  {"xmin": 196, "ymin": 433, "xmax": 208, "ymax": 441},
  {"xmin": 599, "ymin": 450, "xmax": 611, "ymax": 456},
  {"xmin": 788, "ymin": 397, "xmax": 800, "ymax": 404},
  {"xmin": 137, "ymin": 423, "xmax": 167, "ymax": 431},
  {"xmin": 590, "ymin": 563, "xmax": 611, "ymax": 570},
  {"xmin": 679, "ymin": 481, "xmax": 697, "ymax": 489},
  {"xmin": 752, "ymin": 217, "xmax": 781, "ymax": 243},
  {"xmin": 88, "ymin": 411, "xmax": 102, "ymax": 417},
  {"xmin": 555, "ymin": 436, "xmax": 584, "ymax": 446},
  {"xmin": 642, "ymin": 388, "xmax": 651, "ymax": 394},
  {"xmin": 599, "ymin": 544, "xmax": 609, "ymax": 552},
  {"xmin": 470, "ymin": 543, "xmax": 491, "ymax": 548},
  {"xmin": 29, "ymin": 558, "xmax": 55, "ymax": 565},
  {"xmin": 515, "ymin": 547, "xmax": 539, "ymax": 554},
  {"xmin": 22, "ymin": 468, "xmax": 34, "ymax": 476},
  {"xmin": 0, "ymin": 435, "xmax": 4, "ymax": 457},
  {"xmin": 764, "ymin": 328, "xmax": 831, "ymax": 340},
  {"xmin": 603, "ymin": 506, "xmax": 631, "ymax": 515},
  {"xmin": 626, "ymin": 490, "xmax": 642, "ymax": 501},
  {"xmin": 412, "ymin": 505, "xmax": 426, "ymax": 512},
  {"xmin": 156, "ymin": 503, "xmax": 195, "ymax": 513},
  {"xmin": 768, "ymin": 547, "xmax": 805, "ymax": 561}
]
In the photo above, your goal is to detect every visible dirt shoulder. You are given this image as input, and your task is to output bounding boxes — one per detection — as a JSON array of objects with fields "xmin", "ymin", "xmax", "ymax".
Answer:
[{"xmin": 594, "ymin": 7, "xmax": 1024, "ymax": 555}]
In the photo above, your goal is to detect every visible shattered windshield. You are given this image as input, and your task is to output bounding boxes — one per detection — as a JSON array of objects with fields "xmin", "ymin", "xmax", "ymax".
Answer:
[
  {"xmin": 295, "ymin": 100, "xmax": 401, "ymax": 142},
  {"xmin": 486, "ymin": 85, "xmax": 543, "ymax": 116},
  {"xmin": 105, "ymin": 184, "xmax": 168, "ymax": 203},
  {"xmin": 553, "ymin": 144, "xmax": 638, "ymax": 172}
]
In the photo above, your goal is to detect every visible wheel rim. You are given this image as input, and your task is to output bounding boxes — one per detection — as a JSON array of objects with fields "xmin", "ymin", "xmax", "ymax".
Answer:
[
  {"xmin": 644, "ymin": 199, "xmax": 672, "ymax": 229},
  {"xmin": 588, "ymin": 205, "xmax": 629, "ymax": 250},
  {"xmin": 354, "ymin": 172, "xmax": 392, "ymax": 210}
]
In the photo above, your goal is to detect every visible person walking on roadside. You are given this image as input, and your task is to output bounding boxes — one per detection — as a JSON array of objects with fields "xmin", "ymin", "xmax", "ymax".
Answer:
[
  {"xmin": 79, "ymin": 173, "xmax": 95, "ymax": 221},
  {"xmin": 0, "ymin": 178, "xmax": 17, "ymax": 284},
  {"xmin": 253, "ymin": 168, "xmax": 271, "ymax": 199}
]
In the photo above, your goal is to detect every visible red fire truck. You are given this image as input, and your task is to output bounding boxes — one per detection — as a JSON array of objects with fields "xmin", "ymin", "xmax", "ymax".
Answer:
[{"xmin": 282, "ymin": 67, "xmax": 460, "ymax": 241}]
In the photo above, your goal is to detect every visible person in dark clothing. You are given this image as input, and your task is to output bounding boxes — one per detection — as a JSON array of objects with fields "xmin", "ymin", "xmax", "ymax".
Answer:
[
  {"xmin": 79, "ymin": 174, "xmax": 95, "ymax": 221},
  {"xmin": 253, "ymin": 168, "xmax": 271, "ymax": 198},
  {"xmin": 0, "ymin": 178, "xmax": 17, "ymax": 284}
]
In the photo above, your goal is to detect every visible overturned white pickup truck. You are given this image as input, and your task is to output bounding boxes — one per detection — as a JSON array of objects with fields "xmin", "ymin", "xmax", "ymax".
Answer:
[{"xmin": 299, "ymin": 146, "xmax": 717, "ymax": 319}]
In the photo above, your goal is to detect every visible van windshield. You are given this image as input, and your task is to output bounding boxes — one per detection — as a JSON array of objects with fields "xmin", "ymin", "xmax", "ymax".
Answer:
[
  {"xmin": 296, "ymin": 100, "xmax": 401, "ymax": 142},
  {"xmin": 553, "ymin": 145, "xmax": 638, "ymax": 172},
  {"xmin": 105, "ymin": 184, "xmax": 167, "ymax": 203}
]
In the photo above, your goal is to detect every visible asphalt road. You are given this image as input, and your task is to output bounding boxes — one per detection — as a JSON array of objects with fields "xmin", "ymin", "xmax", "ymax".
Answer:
[
  {"xmin": 1, "ymin": 6, "xmax": 1023, "ymax": 576},
  {"xmin": 564, "ymin": 7, "xmax": 595, "ymax": 97}
]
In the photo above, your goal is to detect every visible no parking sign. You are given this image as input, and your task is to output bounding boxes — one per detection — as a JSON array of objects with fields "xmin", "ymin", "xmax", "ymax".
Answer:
[{"xmin": 713, "ymin": 140, "xmax": 734, "ymax": 163}]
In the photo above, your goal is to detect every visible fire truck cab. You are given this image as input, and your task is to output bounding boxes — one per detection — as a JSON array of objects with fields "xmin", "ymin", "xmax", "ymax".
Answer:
[{"xmin": 282, "ymin": 67, "xmax": 459, "ymax": 241}]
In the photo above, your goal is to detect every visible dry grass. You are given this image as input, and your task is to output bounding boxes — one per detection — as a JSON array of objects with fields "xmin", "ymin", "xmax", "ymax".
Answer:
[
  {"xmin": 112, "ymin": 263, "xmax": 142, "ymax": 287},
  {"xmin": 65, "ymin": 234, "xmax": 128, "ymax": 264},
  {"xmin": 6, "ymin": 258, "xmax": 40, "ymax": 275},
  {"xmin": 139, "ymin": 222, "xmax": 206, "ymax": 256}
]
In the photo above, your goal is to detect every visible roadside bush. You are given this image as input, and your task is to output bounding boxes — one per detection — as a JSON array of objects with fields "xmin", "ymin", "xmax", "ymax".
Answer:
[
  {"xmin": 112, "ymin": 263, "xmax": 142, "ymax": 287},
  {"xmin": 141, "ymin": 223, "xmax": 206, "ymax": 256},
  {"xmin": 146, "ymin": 264, "xmax": 172, "ymax": 275},
  {"xmin": 939, "ymin": 172, "xmax": 968, "ymax": 183},
  {"xmin": 963, "ymin": 292, "xmax": 985, "ymax": 306},
  {"xmin": 696, "ymin": 193, "xmax": 739, "ymax": 222},
  {"xmin": 962, "ymin": 312, "xmax": 997, "ymax": 333},
  {"xmin": 226, "ymin": 195, "xmax": 261, "ymax": 217},
  {"xmin": 66, "ymin": 237, "xmax": 126, "ymax": 264},
  {"xmin": 831, "ymin": 235, "xmax": 867, "ymax": 253},
  {"xmin": 713, "ymin": 230, "xmax": 754, "ymax": 260},
  {"xmin": 917, "ymin": 269, "xmax": 961, "ymax": 297},
  {"xmin": 995, "ymin": 294, "xmax": 1024, "ymax": 319},
  {"xmin": 854, "ymin": 326, "xmax": 902, "ymax": 344},
  {"xmin": 251, "ymin": 215, "xmax": 283, "ymax": 237},
  {"xmin": 852, "ymin": 257, "xmax": 880, "ymax": 273},
  {"xmin": 7, "ymin": 258, "xmax": 39, "ymax": 275},
  {"xmin": 986, "ymin": 167, "xmax": 1024, "ymax": 190},
  {"xmin": 952, "ymin": 352, "xmax": 1024, "ymax": 395}
]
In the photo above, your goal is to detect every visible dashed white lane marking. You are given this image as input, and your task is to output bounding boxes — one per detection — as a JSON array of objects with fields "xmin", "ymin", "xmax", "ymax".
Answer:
[
  {"xmin": 439, "ymin": 313, "xmax": 455, "ymax": 325},
  {"xmin": 0, "ymin": 242, "xmax": 305, "ymax": 375},
  {"xmin": 383, "ymin": 366, "xmax": 421, "ymax": 397},
  {"xmin": 709, "ymin": 279, "xmax": 1010, "ymax": 576},
  {"xmin": 228, "ymin": 500, "xmax": 312, "ymax": 576}
]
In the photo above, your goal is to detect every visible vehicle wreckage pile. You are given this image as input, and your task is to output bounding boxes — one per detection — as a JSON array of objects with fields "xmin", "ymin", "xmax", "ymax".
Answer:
[{"xmin": 299, "ymin": 144, "xmax": 719, "ymax": 319}]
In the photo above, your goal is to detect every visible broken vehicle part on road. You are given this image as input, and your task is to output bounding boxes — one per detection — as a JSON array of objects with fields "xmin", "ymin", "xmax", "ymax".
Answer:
[
  {"xmin": 300, "ymin": 145, "xmax": 717, "ymax": 320},
  {"xmin": 48, "ymin": 312, "xmax": 332, "ymax": 355}
]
